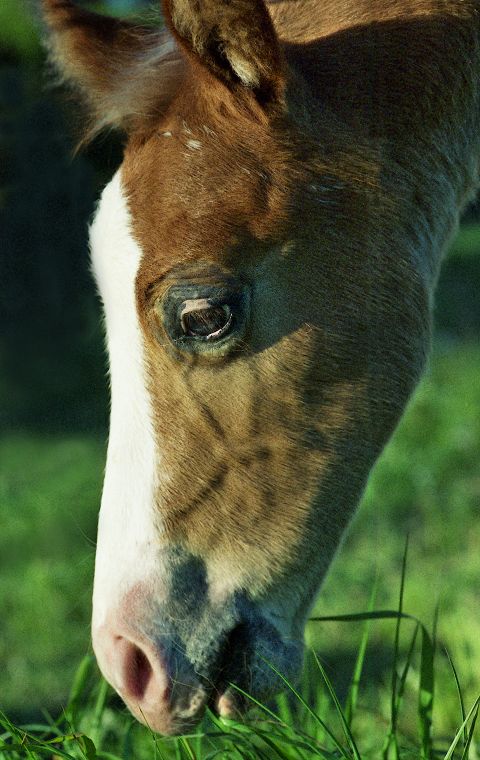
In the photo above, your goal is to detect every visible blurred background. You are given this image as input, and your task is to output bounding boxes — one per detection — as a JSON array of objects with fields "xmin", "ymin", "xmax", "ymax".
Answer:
[{"xmin": 1, "ymin": 0, "xmax": 479, "ymax": 743}]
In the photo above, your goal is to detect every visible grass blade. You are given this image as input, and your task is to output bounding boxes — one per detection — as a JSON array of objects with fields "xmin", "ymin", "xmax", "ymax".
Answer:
[
  {"xmin": 245, "ymin": 725, "xmax": 332, "ymax": 758},
  {"xmin": 395, "ymin": 623, "xmax": 419, "ymax": 720},
  {"xmin": 418, "ymin": 622, "xmax": 434, "ymax": 760},
  {"xmin": 309, "ymin": 608, "xmax": 436, "ymax": 759},
  {"xmin": 225, "ymin": 685, "xmax": 287, "ymax": 727},
  {"xmin": 460, "ymin": 702, "xmax": 479, "ymax": 760},
  {"xmin": 180, "ymin": 737, "xmax": 196, "ymax": 759},
  {"xmin": 257, "ymin": 659, "xmax": 352, "ymax": 759},
  {"xmin": 312, "ymin": 651, "xmax": 361, "ymax": 760},
  {"xmin": 65, "ymin": 655, "xmax": 94, "ymax": 723},
  {"xmin": 445, "ymin": 648, "xmax": 467, "ymax": 750},
  {"xmin": 444, "ymin": 697, "xmax": 480, "ymax": 760},
  {"xmin": 275, "ymin": 692, "xmax": 294, "ymax": 727},
  {"xmin": 345, "ymin": 574, "xmax": 378, "ymax": 726},
  {"xmin": 382, "ymin": 536, "xmax": 409, "ymax": 760}
]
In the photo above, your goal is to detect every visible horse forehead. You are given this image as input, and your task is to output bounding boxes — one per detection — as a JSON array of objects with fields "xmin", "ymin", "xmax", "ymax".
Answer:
[
  {"xmin": 121, "ymin": 116, "xmax": 294, "ymax": 272},
  {"xmin": 125, "ymin": 112, "xmax": 275, "ymax": 199}
]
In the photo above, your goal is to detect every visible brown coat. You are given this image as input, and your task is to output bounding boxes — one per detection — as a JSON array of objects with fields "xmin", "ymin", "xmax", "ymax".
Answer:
[{"xmin": 42, "ymin": 0, "xmax": 480, "ymax": 734}]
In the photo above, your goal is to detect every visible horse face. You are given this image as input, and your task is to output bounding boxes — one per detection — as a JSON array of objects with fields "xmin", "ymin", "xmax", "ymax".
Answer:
[
  {"xmin": 90, "ymin": 102, "xmax": 429, "ymax": 733},
  {"xmin": 43, "ymin": 0, "xmax": 432, "ymax": 734}
]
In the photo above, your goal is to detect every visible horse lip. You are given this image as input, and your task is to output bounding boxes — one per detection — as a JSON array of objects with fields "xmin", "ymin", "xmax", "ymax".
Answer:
[{"xmin": 125, "ymin": 681, "xmax": 209, "ymax": 736}]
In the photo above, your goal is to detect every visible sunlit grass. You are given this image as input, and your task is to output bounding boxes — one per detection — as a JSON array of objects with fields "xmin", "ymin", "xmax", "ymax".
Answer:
[{"xmin": 310, "ymin": 343, "xmax": 480, "ymax": 743}]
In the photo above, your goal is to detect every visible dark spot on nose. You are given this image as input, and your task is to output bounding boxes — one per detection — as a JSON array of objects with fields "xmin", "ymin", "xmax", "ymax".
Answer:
[{"xmin": 166, "ymin": 549, "xmax": 208, "ymax": 624}]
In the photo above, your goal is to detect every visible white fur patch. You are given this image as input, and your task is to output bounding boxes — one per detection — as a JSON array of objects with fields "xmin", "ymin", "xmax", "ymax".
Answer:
[
  {"xmin": 186, "ymin": 139, "xmax": 202, "ymax": 150},
  {"xmin": 90, "ymin": 170, "xmax": 161, "ymax": 629},
  {"xmin": 226, "ymin": 52, "xmax": 260, "ymax": 87}
]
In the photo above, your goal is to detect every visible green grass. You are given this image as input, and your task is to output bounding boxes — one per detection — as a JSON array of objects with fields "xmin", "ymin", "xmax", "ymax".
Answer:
[
  {"xmin": 1, "ymin": 342, "xmax": 480, "ymax": 757},
  {"xmin": 311, "ymin": 342, "xmax": 480, "ymax": 745},
  {"xmin": 0, "ymin": 436, "xmax": 104, "ymax": 714},
  {"xmin": 0, "ymin": 602, "xmax": 478, "ymax": 759}
]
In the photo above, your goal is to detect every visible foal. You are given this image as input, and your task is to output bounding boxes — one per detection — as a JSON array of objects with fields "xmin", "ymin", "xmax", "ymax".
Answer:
[{"xmin": 42, "ymin": 0, "xmax": 480, "ymax": 734}]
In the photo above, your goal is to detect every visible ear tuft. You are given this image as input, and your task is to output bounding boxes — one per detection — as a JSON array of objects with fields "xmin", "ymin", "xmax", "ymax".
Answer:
[
  {"xmin": 227, "ymin": 54, "xmax": 261, "ymax": 88},
  {"xmin": 164, "ymin": 0, "xmax": 285, "ymax": 108}
]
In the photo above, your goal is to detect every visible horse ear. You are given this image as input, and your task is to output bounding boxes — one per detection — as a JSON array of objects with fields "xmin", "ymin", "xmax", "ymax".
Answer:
[
  {"xmin": 163, "ymin": 0, "xmax": 285, "ymax": 110},
  {"xmin": 42, "ymin": 0, "xmax": 184, "ymax": 137}
]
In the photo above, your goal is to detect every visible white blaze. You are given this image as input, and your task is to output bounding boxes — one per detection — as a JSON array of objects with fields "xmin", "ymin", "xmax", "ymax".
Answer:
[{"xmin": 90, "ymin": 170, "xmax": 160, "ymax": 630}]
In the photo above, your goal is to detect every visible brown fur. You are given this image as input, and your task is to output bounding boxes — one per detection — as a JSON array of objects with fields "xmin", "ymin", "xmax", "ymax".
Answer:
[
  {"xmin": 118, "ymin": 0, "xmax": 480, "ymax": 597},
  {"xmin": 42, "ymin": 0, "xmax": 480, "ymax": 726}
]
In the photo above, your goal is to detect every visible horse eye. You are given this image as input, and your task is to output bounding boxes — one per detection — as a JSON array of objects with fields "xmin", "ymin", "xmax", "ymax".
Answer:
[
  {"xmin": 180, "ymin": 299, "xmax": 233, "ymax": 340},
  {"xmin": 158, "ymin": 281, "xmax": 249, "ymax": 356}
]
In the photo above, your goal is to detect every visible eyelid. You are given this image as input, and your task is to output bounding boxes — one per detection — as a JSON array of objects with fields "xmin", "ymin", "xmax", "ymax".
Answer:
[{"xmin": 180, "ymin": 298, "xmax": 211, "ymax": 316}]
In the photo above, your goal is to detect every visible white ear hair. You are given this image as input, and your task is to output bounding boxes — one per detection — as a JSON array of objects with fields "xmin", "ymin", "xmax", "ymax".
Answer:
[
  {"xmin": 166, "ymin": 0, "xmax": 285, "ymax": 108},
  {"xmin": 227, "ymin": 53, "xmax": 261, "ymax": 87}
]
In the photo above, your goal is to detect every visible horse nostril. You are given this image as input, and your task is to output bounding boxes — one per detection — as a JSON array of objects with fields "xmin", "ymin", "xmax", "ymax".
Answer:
[
  {"xmin": 103, "ymin": 634, "xmax": 169, "ymax": 707},
  {"xmin": 93, "ymin": 620, "xmax": 210, "ymax": 734},
  {"xmin": 125, "ymin": 642, "xmax": 154, "ymax": 700}
]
